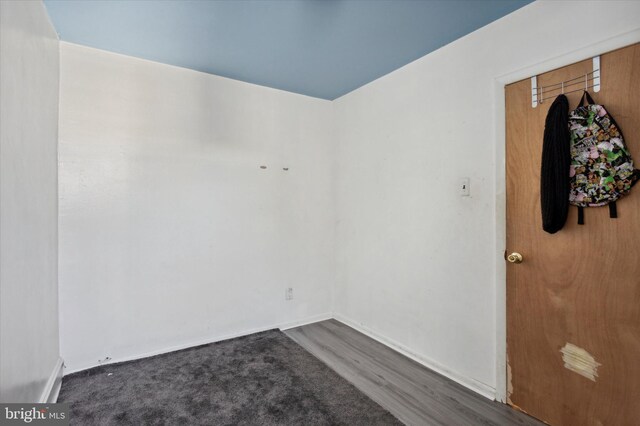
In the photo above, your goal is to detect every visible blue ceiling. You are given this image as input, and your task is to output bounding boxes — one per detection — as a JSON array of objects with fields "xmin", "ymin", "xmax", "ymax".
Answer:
[{"xmin": 44, "ymin": 0, "xmax": 533, "ymax": 100}]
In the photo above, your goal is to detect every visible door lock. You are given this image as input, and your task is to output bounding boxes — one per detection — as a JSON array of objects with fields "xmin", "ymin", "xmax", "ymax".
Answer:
[{"xmin": 507, "ymin": 252, "xmax": 523, "ymax": 264}]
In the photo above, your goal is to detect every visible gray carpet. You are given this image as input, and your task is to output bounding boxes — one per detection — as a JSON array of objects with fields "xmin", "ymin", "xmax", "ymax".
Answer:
[{"xmin": 58, "ymin": 330, "xmax": 402, "ymax": 425}]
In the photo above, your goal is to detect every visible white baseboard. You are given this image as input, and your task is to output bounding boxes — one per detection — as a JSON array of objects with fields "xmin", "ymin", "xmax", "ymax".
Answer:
[
  {"xmin": 332, "ymin": 313, "xmax": 496, "ymax": 400},
  {"xmin": 64, "ymin": 313, "xmax": 332, "ymax": 376},
  {"xmin": 62, "ymin": 311, "xmax": 496, "ymax": 402},
  {"xmin": 39, "ymin": 357, "xmax": 64, "ymax": 403},
  {"xmin": 278, "ymin": 313, "xmax": 333, "ymax": 331}
]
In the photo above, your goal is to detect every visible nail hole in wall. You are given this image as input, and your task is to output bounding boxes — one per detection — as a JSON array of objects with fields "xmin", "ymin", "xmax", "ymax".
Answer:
[{"xmin": 260, "ymin": 165, "xmax": 267, "ymax": 169}]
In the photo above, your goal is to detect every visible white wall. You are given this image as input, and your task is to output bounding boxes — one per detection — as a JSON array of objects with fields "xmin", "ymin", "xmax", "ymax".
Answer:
[
  {"xmin": 54, "ymin": 0, "xmax": 640, "ymax": 398},
  {"xmin": 58, "ymin": 43, "xmax": 334, "ymax": 372},
  {"xmin": 333, "ymin": 0, "xmax": 640, "ymax": 398},
  {"xmin": 0, "ymin": 1, "xmax": 61, "ymax": 402}
]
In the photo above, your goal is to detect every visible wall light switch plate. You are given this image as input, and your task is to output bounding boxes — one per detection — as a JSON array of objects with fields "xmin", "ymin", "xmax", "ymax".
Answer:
[{"xmin": 460, "ymin": 177, "xmax": 470, "ymax": 197}]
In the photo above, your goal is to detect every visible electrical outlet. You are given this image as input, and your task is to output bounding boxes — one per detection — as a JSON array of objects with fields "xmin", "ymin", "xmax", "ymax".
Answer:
[{"xmin": 285, "ymin": 287, "xmax": 293, "ymax": 301}]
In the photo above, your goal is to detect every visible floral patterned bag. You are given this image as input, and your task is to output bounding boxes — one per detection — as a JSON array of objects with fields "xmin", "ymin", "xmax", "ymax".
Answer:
[{"xmin": 569, "ymin": 91, "xmax": 639, "ymax": 224}]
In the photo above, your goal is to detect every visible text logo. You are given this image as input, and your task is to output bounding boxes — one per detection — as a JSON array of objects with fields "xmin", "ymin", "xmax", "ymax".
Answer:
[{"xmin": 0, "ymin": 404, "xmax": 69, "ymax": 425}]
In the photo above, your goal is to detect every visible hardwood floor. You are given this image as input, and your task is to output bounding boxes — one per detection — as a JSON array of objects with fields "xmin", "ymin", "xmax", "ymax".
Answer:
[{"xmin": 284, "ymin": 319, "xmax": 543, "ymax": 426}]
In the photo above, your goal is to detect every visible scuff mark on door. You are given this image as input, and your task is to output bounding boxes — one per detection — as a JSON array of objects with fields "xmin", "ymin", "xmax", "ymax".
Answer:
[
  {"xmin": 507, "ymin": 355, "xmax": 514, "ymax": 404},
  {"xmin": 560, "ymin": 343, "xmax": 601, "ymax": 382}
]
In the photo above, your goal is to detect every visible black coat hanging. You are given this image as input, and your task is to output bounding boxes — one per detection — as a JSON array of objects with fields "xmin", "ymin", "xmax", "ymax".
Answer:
[{"xmin": 540, "ymin": 94, "xmax": 570, "ymax": 234}]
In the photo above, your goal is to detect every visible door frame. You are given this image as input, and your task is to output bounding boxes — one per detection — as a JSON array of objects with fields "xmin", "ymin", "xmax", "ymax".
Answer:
[{"xmin": 492, "ymin": 29, "xmax": 640, "ymax": 403}]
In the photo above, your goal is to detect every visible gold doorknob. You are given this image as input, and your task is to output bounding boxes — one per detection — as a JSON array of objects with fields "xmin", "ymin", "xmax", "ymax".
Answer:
[{"xmin": 507, "ymin": 252, "xmax": 523, "ymax": 264}]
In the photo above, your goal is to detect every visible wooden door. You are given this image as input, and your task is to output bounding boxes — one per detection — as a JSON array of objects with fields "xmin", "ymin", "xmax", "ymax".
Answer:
[{"xmin": 506, "ymin": 43, "xmax": 640, "ymax": 426}]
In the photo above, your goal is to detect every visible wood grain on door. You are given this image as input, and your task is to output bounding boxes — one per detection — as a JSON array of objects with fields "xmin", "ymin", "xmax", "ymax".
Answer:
[{"xmin": 506, "ymin": 43, "xmax": 640, "ymax": 426}]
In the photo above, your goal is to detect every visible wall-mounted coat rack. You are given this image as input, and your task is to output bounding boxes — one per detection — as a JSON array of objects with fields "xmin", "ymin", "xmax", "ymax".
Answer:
[{"xmin": 531, "ymin": 56, "xmax": 600, "ymax": 108}]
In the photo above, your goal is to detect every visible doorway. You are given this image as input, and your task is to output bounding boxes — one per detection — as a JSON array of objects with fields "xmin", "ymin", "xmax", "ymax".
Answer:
[{"xmin": 505, "ymin": 43, "xmax": 640, "ymax": 425}]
